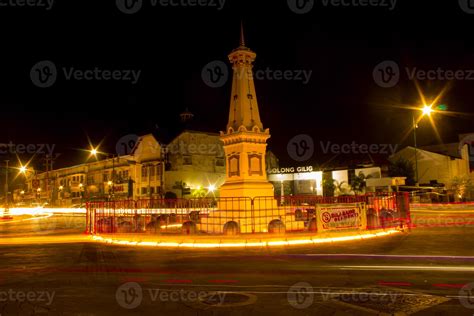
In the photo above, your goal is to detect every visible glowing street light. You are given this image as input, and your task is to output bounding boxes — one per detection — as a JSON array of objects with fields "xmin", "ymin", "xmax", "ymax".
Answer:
[
  {"xmin": 207, "ymin": 184, "xmax": 216, "ymax": 193},
  {"xmin": 421, "ymin": 105, "xmax": 433, "ymax": 116},
  {"xmin": 19, "ymin": 165, "xmax": 27, "ymax": 174}
]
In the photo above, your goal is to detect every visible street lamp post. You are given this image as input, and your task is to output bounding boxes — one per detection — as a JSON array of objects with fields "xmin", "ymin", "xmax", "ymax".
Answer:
[
  {"xmin": 412, "ymin": 105, "xmax": 434, "ymax": 186},
  {"xmin": 412, "ymin": 114, "xmax": 419, "ymax": 186}
]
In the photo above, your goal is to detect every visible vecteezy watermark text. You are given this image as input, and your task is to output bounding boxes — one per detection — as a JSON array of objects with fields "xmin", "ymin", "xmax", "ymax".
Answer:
[
  {"xmin": 116, "ymin": 134, "xmax": 225, "ymax": 157},
  {"xmin": 115, "ymin": 282, "xmax": 226, "ymax": 309},
  {"xmin": 116, "ymin": 0, "xmax": 226, "ymax": 14},
  {"xmin": 30, "ymin": 60, "xmax": 141, "ymax": 88},
  {"xmin": 288, "ymin": 282, "xmax": 399, "ymax": 310},
  {"xmin": 320, "ymin": 141, "xmax": 398, "ymax": 155},
  {"xmin": 287, "ymin": 0, "xmax": 396, "ymax": 14},
  {"xmin": 373, "ymin": 60, "xmax": 474, "ymax": 88},
  {"xmin": 0, "ymin": 142, "xmax": 55, "ymax": 155},
  {"xmin": 202, "ymin": 60, "xmax": 312, "ymax": 88},
  {"xmin": 0, "ymin": 0, "xmax": 54, "ymax": 10},
  {"xmin": 0, "ymin": 289, "xmax": 55, "ymax": 305}
]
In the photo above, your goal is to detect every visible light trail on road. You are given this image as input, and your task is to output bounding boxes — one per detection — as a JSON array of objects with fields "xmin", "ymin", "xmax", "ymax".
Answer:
[{"xmin": 338, "ymin": 265, "xmax": 474, "ymax": 272}]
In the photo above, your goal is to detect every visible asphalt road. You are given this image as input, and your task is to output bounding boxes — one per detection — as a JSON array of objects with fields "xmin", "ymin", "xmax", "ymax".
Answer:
[{"xmin": 0, "ymin": 209, "xmax": 474, "ymax": 315}]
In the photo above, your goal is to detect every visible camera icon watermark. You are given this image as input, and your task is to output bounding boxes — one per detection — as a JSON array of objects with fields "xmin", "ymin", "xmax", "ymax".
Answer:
[
  {"xmin": 201, "ymin": 60, "xmax": 229, "ymax": 88},
  {"xmin": 287, "ymin": 134, "xmax": 314, "ymax": 162},
  {"xmin": 30, "ymin": 60, "xmax": 57, "ymax": 88},
  {"xmin": 459, "ymin": 0, "xmax": 474, "ymax": 14},
  {"xmin": 116, "ymin": 134, "xmax": 140, "ymax": 156},
  {"xmin": 287, "ymin": 282, "xmax": 314, "ymax": 309},
  {"xmin": 373, "ymin": 60, "xmax": 400, "ymax": 88},
  {"xmin": 459, "ymin": 282, "xmax": 474, "ymax": 309},
  {"xmin": 287, "ymin": 0, "xmax": 314, "ymax": 14},
  {"xmin": 116, "ymin": 282, "xmax": 143, "ymax": 309}
]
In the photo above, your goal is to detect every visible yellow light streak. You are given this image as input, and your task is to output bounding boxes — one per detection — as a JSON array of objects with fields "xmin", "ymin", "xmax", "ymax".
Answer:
[{"xmin": 91, "ymin": 229, "xmax": 400, "ymax": 249}]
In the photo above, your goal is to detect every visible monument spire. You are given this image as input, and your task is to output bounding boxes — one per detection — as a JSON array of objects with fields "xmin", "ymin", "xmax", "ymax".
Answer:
[
  {"xmin": 226, "ymin": 23, "xmax": 263, "ymax": 132},
  {"xmin": 240, "ymin": 20, "xmax": 245, "ymax": 47}
]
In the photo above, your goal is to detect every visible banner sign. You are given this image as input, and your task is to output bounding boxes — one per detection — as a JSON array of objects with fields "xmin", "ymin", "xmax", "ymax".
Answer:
[{"xmin": 316, "ymin": 203, "xmax": 367, "ymax": 231}]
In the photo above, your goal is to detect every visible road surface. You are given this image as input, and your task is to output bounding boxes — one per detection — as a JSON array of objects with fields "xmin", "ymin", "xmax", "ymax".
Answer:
[{"xmin": 0, "ymin": 209, "xmax": 473, "ymax": 315}]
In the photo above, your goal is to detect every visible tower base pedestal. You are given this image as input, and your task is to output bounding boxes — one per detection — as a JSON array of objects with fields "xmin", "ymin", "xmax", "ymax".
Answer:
[{"xmin": 218, "ymin": 181, "xmax": 275, "ymax": 200}]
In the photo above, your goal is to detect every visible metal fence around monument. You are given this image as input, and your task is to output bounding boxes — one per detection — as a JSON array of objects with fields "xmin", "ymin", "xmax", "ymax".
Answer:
[{"xmin": 86, "ymin": 192, "xmax": 411, "ymax": 236}]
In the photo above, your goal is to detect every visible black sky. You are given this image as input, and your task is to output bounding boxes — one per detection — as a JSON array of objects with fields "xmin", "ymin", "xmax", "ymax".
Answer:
[{"xmin": 2, "ymin": 0, "xmax": 474, "ymax": 175}]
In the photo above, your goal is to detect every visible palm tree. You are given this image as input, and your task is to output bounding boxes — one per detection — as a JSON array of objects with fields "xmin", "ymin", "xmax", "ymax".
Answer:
[
  {"xmin": 351, "ymin": 172, "xmax": 371, "ymax": 195},
  {"xmin": 389, "ymin": 158, "xmax": 415, "ymax": 185}
]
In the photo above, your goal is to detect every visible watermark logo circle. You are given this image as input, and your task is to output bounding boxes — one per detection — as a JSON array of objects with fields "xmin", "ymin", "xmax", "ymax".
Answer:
[
  {"xmin": 287, "ymin": 282, "xmax": 314, "ymax": 309},
  {"xmin": 287, "ymin": 134, "xmax": 314, "ymax": 162},
  {"xmin": 373, "ymin": 60, "xmax": 399, "ymax": 88},
  {"xmin": 116, "ymin": 282, "xmax": 143, "ymax": 309},
  {"xmin": 116, "ymin": 134, "xmax": 139, "ymax": 156},
  {"xmin": 459, "ymin": 0, "xmax": 474, "ymax": 14},
  {"xmin": 116, "ymin": 0, "xmax": 143, "ymax": 14},
  {"xmin": 287, "ymin": 0, "xmax": 314, "ymax": 14},
  {"xmin": 459, "ymin": 282, "xmax": 474, "ymax": 309},
  {"xmin": 459, "ymin": 134, "xmax": 474, "ymax": 162},
  {"xmin": 201, "ymin": 60, "xmax": 229, "ymax": 88},
  {"xmin": 30, "ymin": 60, "xmax": 57, "ymax": 88}
]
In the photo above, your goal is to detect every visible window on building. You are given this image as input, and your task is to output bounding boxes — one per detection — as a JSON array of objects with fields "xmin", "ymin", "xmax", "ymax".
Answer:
[
  {"xmin": 141, "ymin": 166, "xmax": 147, "ymax": 179},
  {"xmin": 150, "ymin": 166, "xmax": 156, "ymax": 180},
  {"xmin": 183, "ymin": 156, "xmax": 192, "ymax": 165},
  {"xmin": 150, "ymin": 187, "xmax": 155, "ymax": 194},
  {"xmin": 141, "ymin": 187, "xmax": 147, "ymax": 195},
  {"xmin": 103, "ymin": 173, "xmax": 108, "ymax": 182}
]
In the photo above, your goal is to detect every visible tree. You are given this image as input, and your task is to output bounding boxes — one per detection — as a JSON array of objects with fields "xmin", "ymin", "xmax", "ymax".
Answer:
[
  {"xmin": 389, "ymin": 158, "xmax": 415, "ymax": 185},
  {"xmin": 172, "ymin": 181, "xmax": 191, "ymax": 198},
  {"xmin": 450, "ymin": 175, "xmax": 473, "ymax": 201},
  {"xmin": 322, "ymin": 178, "xmax": 336, "ymax": 197},
  {"xmin": 191, "ymin": 186, "xmax": 207, "ymax": 198},
  {"xmin": 351, "ymin": 172, "xmax": 371, "ymax": 194}
]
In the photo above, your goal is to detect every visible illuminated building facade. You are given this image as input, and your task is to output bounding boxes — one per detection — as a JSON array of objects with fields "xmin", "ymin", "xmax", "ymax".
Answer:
[{"xmin": 17, "ymin": 130, "xmax": 278, "ymax": 206}]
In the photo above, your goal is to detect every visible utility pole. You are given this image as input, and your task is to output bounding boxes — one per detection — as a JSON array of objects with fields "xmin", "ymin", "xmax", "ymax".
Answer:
[
  {"xmin": 3, "ymin": 160, "xmax": 9, "ymax": 217},
  {"xmin": 412, "ymin": 114, "xmax": 419, "ymax": 186},
  {"xmin": 111, "ymin": 155, "xmax": 115, "ymax": 200}
]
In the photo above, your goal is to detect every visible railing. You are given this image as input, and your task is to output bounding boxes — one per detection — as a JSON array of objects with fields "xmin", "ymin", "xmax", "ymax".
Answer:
[{"xmin": 86, "ymin": 193, "xmax": 411, "ymax": 236}]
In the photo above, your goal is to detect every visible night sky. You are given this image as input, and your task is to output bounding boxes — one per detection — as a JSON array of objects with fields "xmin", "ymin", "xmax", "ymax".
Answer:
[{"xmin": 2, "ymin": 0, "xmax": 474, "ymax": 179}]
